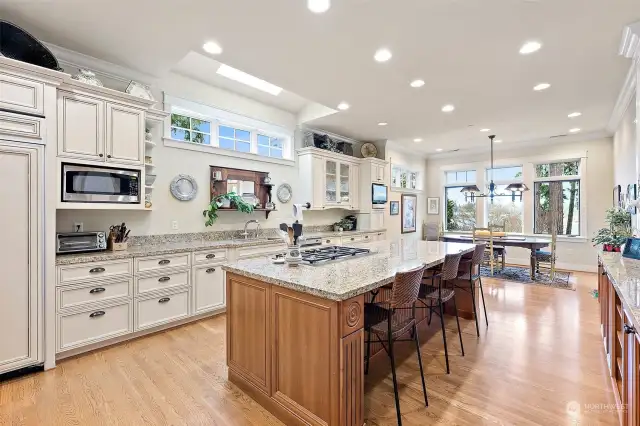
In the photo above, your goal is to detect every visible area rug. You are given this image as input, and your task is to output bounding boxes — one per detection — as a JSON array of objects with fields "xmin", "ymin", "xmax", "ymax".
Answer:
[{"xmin": 480, "ymin": 265, "xmax": 574, "ymax": 290}]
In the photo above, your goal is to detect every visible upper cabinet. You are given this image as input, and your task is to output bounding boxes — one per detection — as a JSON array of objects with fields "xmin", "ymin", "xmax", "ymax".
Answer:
[
  {"xmin": 57, "ymin": 82, "xmax": 154, "ymax": 167},
  {"xmin": 0, "ymin": 71, "xmax": 44, "ymax": 116},
  {"xmin": 298, "ymin": 147, "xmax": 361, "ymax": 211},
  {"xmin": 371, "ymin": 162, "xmax": 386, "ymax": 184}
]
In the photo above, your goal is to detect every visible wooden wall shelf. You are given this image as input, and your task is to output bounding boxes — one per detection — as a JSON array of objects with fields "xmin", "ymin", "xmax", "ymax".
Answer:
[
  {"xmin": 210, "ymin": 166, "xmax": 275, "ymax": 213},
  {"xmin": 217, "ymin": 208, "xmax": 277, "ymax": 219}
]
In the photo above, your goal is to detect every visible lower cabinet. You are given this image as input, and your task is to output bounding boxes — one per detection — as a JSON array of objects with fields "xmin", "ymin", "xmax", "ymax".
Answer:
[
  {"xmin": 193, "ymin": 263, "xmax": 225, "ymax": 314},
  {"xmin": 135, "ymin": 289, "xmax": 191, "ymax": 331}
]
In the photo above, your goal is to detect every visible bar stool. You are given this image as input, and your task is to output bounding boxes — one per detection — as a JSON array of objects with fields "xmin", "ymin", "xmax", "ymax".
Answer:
[
  {"xmin": 364, "ymin": 264, "xmax": 429, "ymax": 426},
  {"xmin": 455, "ymin": 243, "xmax": 489, "ymax": 337},
  {"xmin": 417, "ymin": 252, "xmax": 464, "ymax": 374}
]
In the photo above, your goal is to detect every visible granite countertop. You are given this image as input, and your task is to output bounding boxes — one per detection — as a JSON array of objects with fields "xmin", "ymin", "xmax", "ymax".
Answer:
[
  {"xmin": 55, "ymin": 229, "xmax": 387, "ymax": 266},
  {"xmin": 222, "ymin": 240, "xmax": 476, "ymax": 301},
  {"xmin": 599, "ymin": 250, "xmax": 640, "ymax": 330}
]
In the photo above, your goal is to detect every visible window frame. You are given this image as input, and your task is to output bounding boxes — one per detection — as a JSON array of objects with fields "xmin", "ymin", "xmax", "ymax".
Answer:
[{"xmin": 484, "ymin": 165, "xmax": 524, "ymax": 233}]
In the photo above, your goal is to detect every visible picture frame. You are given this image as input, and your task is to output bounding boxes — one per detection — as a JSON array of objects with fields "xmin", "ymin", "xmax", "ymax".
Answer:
[
  {"xmin": 401, "ymin": 194, "xmax": 417, "ymax": 234},
  {"xmin": 427, "ymin": 197, "xmax": 439, "ymax": 215},
  {"xmin": 627, "ymin": 183, "xmax": 637, "ymax": 214},
  {"xmin": 390, "ymin": 201, "xmax": 399, "ymax": 215},
  {"xmin": 614, "ymin": 185, "xmax": 622, "ymax": 208}
]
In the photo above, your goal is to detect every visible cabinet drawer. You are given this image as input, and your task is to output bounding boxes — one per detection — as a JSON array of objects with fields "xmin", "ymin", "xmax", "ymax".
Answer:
[
  {"xmin": 135, "ymin": 253, "xmax": 190, "ymax": 273},
  {"xmin": 135, "ymin": 270, "xmax": 190, "ymax": 296},
  {"xmin": 135, "ymin": 290, "xmax": 190, "ymax": 331},
  {"xmin": 0, "ymin": 72, "xmax": 44, "ymax": 115},
  {"xmin": 237, "ymin": 243, "xmax": 286, "ymax": 259},
  {"xmin": 343, "ymin": 235, "xmax": 363, "ymax": 244},
  {"xmin": 375, "ymin": 232, "xmax": 386, "ymax": 240},
  {"xmin": 57, "ymin": 302, "xmax": 132, "ymax": 352},
  {"xmin": 193, "ymin": 249, "xmax": 227, "ymax": 264},
  {"xmin": 57, "ymin": 259, "xmax": 133, "ymax": 286},
  {"xmin": 57, "ymin": 279, "xmax": 132, "ymax": 311},
  {"xmin": 0, "ymin": 111, "xmax": 41, "ymax": 139},
  {"xmin": 322, "ymin": 237, "xmax": 342, "ymax": 245}
]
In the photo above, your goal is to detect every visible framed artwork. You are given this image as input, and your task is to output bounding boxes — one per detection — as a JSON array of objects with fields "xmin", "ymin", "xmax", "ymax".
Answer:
[
  {"xmin": 427, "ymin": 197, "xmax": 439, "ymax": 215},
  {"xmin": 627, "ymin": 183, "xmax": 637, "ymax": 214},
  {"xmin": 390, "ymin": 201, "xmax": 400, "ymax": 215},
  {"xmin": 401, "ymin": 194, "xmax": 417, "ymax": 234},
  {"xmin": 614, "ymin": 185, "xmax": 622, "ymax": 208}
]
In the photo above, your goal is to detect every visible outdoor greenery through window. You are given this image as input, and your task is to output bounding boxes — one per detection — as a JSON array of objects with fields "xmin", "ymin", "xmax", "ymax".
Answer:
[
  {"xmin": 171, "ymin": 114, "xmax": 211, "ymax": 144},
  {"xmin": 445, "ymin": 170, "xmax": 477, "ymax": 231},
  {"xmin": 533, "ymin": 161, "xmax": 581, "ymax": 235},
  {"xmin": 486, "ymin": 166, "xmax": 523, "ymax": 233}
]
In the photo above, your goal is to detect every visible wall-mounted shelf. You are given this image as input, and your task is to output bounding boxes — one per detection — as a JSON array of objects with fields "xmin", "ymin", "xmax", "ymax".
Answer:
[
  {"xmin": 145, "ymin": 140, "xmax": 156, "ymax": 148},
  {"xmin": 145, "ymin": 185, "xmax": 154, "ymax": 190}
]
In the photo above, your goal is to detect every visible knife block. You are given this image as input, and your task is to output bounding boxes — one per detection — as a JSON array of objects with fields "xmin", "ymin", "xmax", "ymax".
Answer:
[{"xmin": 108, "ymin": 237, "xmax": 128, "ymax": 252}]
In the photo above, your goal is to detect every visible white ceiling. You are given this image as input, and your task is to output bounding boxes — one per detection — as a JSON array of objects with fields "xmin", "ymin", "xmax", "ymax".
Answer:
[{"xmin": 2, "ymin": 0, "xmax": 638, "ymax": 155}]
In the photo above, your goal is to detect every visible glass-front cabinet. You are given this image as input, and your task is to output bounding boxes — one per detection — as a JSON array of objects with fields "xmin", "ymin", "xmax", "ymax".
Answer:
[
  {"xmin": 325, "ymin": 159, "xmax": 338, "ymax": 204},
  {"xmin": 339, "ymin": 163, "xmax": 350, "ymax": 204},
  {"xmin": 324, "ymin": 159, "xmax": 356, "ymax": 207}
]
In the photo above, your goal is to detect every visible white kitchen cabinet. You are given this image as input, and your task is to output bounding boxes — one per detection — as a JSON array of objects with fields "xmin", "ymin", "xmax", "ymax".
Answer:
[
  {"xmin": 58, "ymin": 90, "xmax": 145, "ymax": 166},
  {"xmin": 358, "ymin": 158, "xmax": 390, "ymax": 213},
  {"xmin": 193, "ymin": 264, "xmax": 225, "ymax": 314},
  {"xmin": 298, "ymin": 147, "xmax": 360, "ymax": 210},
  {"xmin": 58, "ymin": 91, "xmax": 104, "ymax": 161},
  {"xmin": 0, "ymin": 71, "xmax": 44, "ymax": 116},
  {"xmin": 371, "ymin": 163, "xmax": 385, "ymax": 183},
  {"xmin": 106, "ymin": 102, "xmax": 144, "ymax": 165},
  {"xmin": 0, "ymin": 142, "xmax": 42, "ymax": 374}
]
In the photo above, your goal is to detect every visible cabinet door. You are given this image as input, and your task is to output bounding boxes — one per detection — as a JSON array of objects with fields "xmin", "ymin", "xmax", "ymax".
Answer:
[
  {"xmin": 339, "ymin": 162, "xmax": 351, "ymax": 205},
  {"xmin": 193, "ymin": 264, "xmax": 225, "ymax": 314},
  {"xmin": 106, "ymin": 102, "xmax": 144, "ymax": 165},
  {"xmin": 350, "ymin": 164, "xmax": 360, "ymax": 210},
  {"xmin": 371, "ymin": 211, "xmax": 385, "ymax": 230},
  {"xmin": 58, "ymin": 92, "xmax": 105, "ymax": 160},
  {"xmin": 325, "ymin": 159, "xmax": 338, "ymax": 204},
  {"xmin": 0, "ymin": 143, "xmax": 40, "ymax": 373},
  {"xmin": 312, "ymin": 156, "xmax": 326, "ymax": 209},
  {"xmin": 0, "ymin": 72, "xmax": 44, "ymax": 116}
]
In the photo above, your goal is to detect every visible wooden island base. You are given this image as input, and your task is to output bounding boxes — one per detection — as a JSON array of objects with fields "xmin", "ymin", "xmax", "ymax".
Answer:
[{"xmin": 226, "ymin": 270, "xmax": 480, "ymax": 426}]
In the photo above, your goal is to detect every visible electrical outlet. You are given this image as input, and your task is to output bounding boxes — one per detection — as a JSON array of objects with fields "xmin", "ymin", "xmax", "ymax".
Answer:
[
  {"xmin": 171, "ymin": 220, "xmax": 178, "ymax": 230},
  {"xmin": 74, "ymin": 222, "xmax": 83, "ymax": 232}
]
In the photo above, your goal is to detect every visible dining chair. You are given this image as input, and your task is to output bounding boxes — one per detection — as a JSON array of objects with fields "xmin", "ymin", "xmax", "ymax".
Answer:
[
  {"xmin": 488, "ymin": 220, "xmax": 507, "ymax": 270},
  {"xmin": 472, "ymin": 226, "xmax": 498, "ymax": 275},
  {"xmin": 417, "ymin": 252, "xmax": 464, "ymax": 374},
  {"xmin": 424, "ymin": 222, "xmax": 440, "ymax": 241},
  {"xmin": 534, "ymin": 220, "xmax": 558, "ymax": 279},
  {"xmin": 455, "ymin": 243, "xmax": 489, "ymax": 337},
  {"xmin": 364, "ymin": 264, "xmax": 429, "ymax": 426}
]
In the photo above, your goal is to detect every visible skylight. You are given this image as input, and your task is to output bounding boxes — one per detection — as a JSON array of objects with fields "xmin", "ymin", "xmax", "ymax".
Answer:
[{"xmin": 216, "ymin": 64, "xmax": 283, "ymax": 96}]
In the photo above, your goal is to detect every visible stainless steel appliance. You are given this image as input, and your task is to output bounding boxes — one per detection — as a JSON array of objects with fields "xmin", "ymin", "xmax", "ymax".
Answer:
[
  {"xmin": 300, "ymin": 246, "xmax": 371, "ymax": 265},
  {"xmin": 62, "ymin": 163, "xmax": 140, "ymax": 203},
  {"xmin": 56, "ymin": 231, "xmax": 107, "ymax": 254}
]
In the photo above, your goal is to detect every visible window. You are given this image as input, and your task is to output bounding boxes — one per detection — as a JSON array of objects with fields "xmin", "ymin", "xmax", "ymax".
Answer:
[
  {"xmin": 444, "ymin": 169, "xmax": 476, "ymax": 231},
  {"xmin": 485, "ymin": 166, "xmax": 524, "ymax": 233},
  {"xmin": 257, "ymin": 134, "xmax": 283, "ymax": 158},
  {"xmin": 171, "ymin": 114, "xmax": 211, "ymax": 145},
  {"xmin": 219, "ymin": 125, "xmax": 251, "ymax": 152},
  {"xmin": 533, "ymin": 161, "xmax": 581, "ymax": 236}
]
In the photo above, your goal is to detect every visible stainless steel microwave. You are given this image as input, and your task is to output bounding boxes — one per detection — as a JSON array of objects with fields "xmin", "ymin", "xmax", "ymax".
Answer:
[{"xmin": 62, "ymin": 163, "xmax": 140, "ymax": 204}]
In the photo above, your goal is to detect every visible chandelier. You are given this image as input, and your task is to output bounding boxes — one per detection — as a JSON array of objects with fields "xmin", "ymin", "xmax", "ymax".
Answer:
[{"xmin": 461, "ymin": 135, "xmax": 529, "ymax": 203}]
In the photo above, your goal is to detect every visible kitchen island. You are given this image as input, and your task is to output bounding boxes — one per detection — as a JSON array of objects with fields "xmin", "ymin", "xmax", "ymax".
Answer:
[{"xmin": 222, "ymin": 240, "xmax": 476, "ymax": 426}]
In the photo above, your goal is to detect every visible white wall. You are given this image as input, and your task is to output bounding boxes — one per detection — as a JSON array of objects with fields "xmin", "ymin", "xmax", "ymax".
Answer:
[
  {"xmin": 613, "ymin": 95, "xmax": 638, "ymax": 228},
  {"xmin": 425, "ymin": 137, "xmax": 614, "ymax": 272},
  {"xmin": 56, "ymin": 72, "xmax": 346, "ymax": 235}
]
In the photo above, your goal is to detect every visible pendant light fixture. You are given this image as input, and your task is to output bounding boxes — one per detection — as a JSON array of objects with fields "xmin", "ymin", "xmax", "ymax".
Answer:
[{"xmin": 461, "ymin": 135, "xmax": 529, "ymax": 203}]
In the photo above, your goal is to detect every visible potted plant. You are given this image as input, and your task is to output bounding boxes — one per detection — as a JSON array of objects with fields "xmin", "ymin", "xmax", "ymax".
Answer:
[
  {"xmin": 592, "ymin": 207, "xmax": 632, "ymax": 252},
  {"xmin": 203, "ymin": 192, "xmax": 255, "ymax": 227}
]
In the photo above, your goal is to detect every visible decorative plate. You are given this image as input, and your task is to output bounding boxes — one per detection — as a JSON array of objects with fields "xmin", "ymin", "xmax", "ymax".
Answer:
[
  {"xmin": 277, "ymin": 183, "xmax": 293, "ymax": 204},
  {"xmin": 126, "ymin": 80, "xmax": 155, "ymax": 101},
  {"xmin": 170, "ymin": 174, "xmax": 198, "ymax": 201},
  {"xmin": 0, "ymin": 20, "xmax": 63, "ymax": 71},
  {"xmin": 361, "ymin": 142, "xmax": 378, "ymax": 158}
]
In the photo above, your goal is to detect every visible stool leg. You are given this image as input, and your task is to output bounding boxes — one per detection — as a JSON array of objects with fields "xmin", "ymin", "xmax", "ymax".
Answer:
[
  {"xmin": 413, "ymin": 323, "xmax": 428, "ymax": 407},
  {"xmin": 452, "ymin": 293, "xmax": 465, "ymax": 356},
  {"xmin": 470, "ymin": 279, "xmax": 480, "ymax": 337},
  {"xmin": 365, "ymin": 328, "xmax": 371, "ymax": 375},
  {"xmin": 427, "ymin": 300, "xmax": 434, "ymax": 326},
  {"xmin": 438, "ymin": 300, "xmax": 450, "ymax": 374},
  {"xmin": 388, "ymin": 333, "xmax": 402, "ymax": 425},
  {"xmin": 479, "ymin": 276, "xmax": 489, "ymax": 327}
]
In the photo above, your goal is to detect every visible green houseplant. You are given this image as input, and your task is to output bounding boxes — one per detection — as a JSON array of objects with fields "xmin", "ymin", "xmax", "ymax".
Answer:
[
  {"xmin": 203, "ymin": 192, "xmax": 255, "ymax": 227},
  {"xmin": 592, "ymin": 207, "xmax": 632, "ymax": 252}
]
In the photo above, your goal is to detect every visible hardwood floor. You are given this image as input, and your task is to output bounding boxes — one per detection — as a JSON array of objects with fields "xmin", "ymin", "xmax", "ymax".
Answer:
[{"xmin": 0, "ymin": 272, "xmax": 619, "ymax": 425}]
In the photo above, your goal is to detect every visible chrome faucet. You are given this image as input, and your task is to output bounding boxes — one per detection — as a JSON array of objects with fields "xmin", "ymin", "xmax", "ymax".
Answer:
[{"xmin": 242, "ymin": 220, "xmax": 261, "ymax": 239}]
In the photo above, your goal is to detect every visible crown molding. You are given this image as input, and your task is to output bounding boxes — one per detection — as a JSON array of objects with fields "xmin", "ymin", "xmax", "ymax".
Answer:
[{"xmin": 607, "ymin": 21, "xmax": 640, "ymax": 133}]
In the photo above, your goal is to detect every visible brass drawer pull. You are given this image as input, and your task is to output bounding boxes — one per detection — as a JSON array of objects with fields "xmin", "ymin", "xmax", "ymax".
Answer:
[
  {"xmin": 206, "ymin": 253, "xmax": 216, "ymax": 259},
  {"xmin": 158, "ymin": 276, "xmax": 171, "ymax": 282},
  {"xmin": 159, "ymin": 297, "xmax": 171, "ymax": 304},
  {"xmin": 89, "ymin": 267, "xmax": 105, "ymax": 273},
  {"xmin": 158, "ymin": 259, "xmax": 171, "ymax": 265},
  {"xmin": 206, "ymin": 268, "xmax": 216, "ymax": 273},
  {"xmin": 89, "ymin": 287, "xmax": 106, "ymax": 294},
  {"xmin": 89, "ymin": 311, "xmax": 105, "ymax": 318}
]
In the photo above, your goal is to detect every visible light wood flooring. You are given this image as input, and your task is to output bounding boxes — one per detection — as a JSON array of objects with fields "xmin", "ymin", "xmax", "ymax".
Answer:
[{"xmin": 0, "ymin": 272, "xmax": 619, "ymax": 425}]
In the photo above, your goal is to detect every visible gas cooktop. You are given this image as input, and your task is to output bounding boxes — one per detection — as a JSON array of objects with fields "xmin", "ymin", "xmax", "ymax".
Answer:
[{"xmin": 300, "ymin": 246, "xmax": 371, "ymax": 265}]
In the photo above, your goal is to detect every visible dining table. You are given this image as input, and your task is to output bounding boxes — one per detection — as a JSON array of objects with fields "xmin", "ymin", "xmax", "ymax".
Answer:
[{"xmin": 441, "ymin": 233, "xmax": 552, "ymax": 279}]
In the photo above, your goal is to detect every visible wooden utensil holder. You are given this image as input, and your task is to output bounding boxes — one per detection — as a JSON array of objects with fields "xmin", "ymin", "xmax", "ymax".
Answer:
[{"xmin": 108, "ymin": 238, "xmax": 128, "ymax": 252}]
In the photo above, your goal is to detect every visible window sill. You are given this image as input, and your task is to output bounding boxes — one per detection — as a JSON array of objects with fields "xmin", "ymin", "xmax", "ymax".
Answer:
[
  {"xmin": 163, "ymin": 138, "xmax": 296, "ymax": 167},
  {"xmin": 390, "ymin": 187, "xmax": 423, "ymax": 194},
  {"xmin": 442, "ymin": 231, "xmax": 587, "ymax": 243}
]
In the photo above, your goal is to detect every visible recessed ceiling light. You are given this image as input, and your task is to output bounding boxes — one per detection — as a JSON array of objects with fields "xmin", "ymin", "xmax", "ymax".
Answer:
[
  {"xmin": 569, "ymin": 128, "xmax": 581, "ymax": 133},
  {"xmin": 635, "ymin": 119, "xmax": 638, "ymax": 124},
  {"xmin": 337, "ymin": 102, "xmax": 350, "ymax": 111},
  {"xmin": 494, "ymin": 139, "xmax": 503, "ymax": 143},
  {"xmin": 374, "ymin": 48, "xmax": 392, "ymax": 62},
  {"xmin": 519, "ymin": 41, "xmax": 542, "ymax": 55},
  {"xmin": 216, "ymin": 64, "xmax": 283, "ymax": 96},
  {"xmin": 307, "ymin": 0, "xmax": 330, "ymax": 13},
  {"xmin": 533, "ymin": 83, "xmax": 551, "ymax": 91},
  {"xmin": 378, "ymin": 122, "xmax": 388, "ymax": 126},
  {"xmin": 441, "ymin": 104, "xmax": 455, "ymax": 113},
  {"xmin": 436, "ymin": 148, "xmax": 443, "ymax": 152},
  {"xmin": 410, "ymin": 79, "xmax": 425, "ymax": 88},
  {"xmin": 203, "ymin": 41, "xmax": 223, "ymax": 55},
  {"xmin": 480, "ymin": 128, "xmax": 491, "ymax": 132},
  {"xmin": 568, "ymin": 112, "xmax": 582, "ymax": 118},
  {"xmin": 413, "ymin": 138, "xmax": 423, "ymax": 143}
]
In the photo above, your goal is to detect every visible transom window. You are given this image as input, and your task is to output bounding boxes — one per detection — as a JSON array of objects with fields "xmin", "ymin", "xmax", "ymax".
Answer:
[
  {"xmin": 533, "ymin": 160, "xmax": 581, "ymax": 236},
  {"xmin": 257, "ymin": 134, "xmax": 284, "ymax": 159},
  {"xmin": 446, "ymin": 170, "xmax": 476, "ymax": 185},
  {"xmin": 219, "ymin": 125, "xmax": 251, "ymax": 153},
  {"xmin": 171, "ymin": 114, "xmax": 211, "ymax": 145}
]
